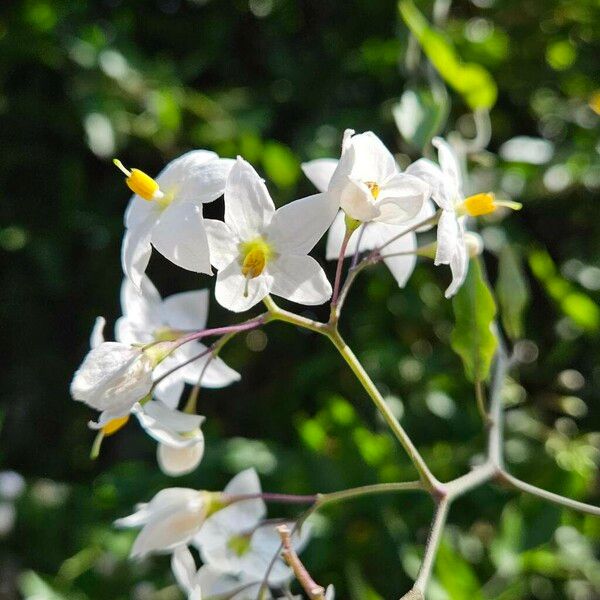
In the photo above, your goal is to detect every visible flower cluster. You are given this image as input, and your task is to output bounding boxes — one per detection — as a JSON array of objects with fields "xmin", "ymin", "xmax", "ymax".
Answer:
[{"xmin": 71, "ymin": 129, "xmax": 520, "ymax": 598}]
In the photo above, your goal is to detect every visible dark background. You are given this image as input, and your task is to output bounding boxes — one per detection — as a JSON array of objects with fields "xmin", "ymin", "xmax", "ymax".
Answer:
[{"xmin": 1, "ymin": 0, "xmax": 599, "ymax": 598}]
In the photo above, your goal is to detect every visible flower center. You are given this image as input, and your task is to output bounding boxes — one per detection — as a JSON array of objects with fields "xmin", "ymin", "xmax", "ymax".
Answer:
[
  {"xmin": 459, "ymin": 192, "xmax": 522, "ymax": 217},
  {"xmin": 102, "ymin": 415, "xmax": 130, "ymax": 437},
  {"xmin": 364, "ymin": 180, "xmax": 380, "ymax": 200},
  {"xmin": 240, "ymin": 238, "xmax": 273, "ymax": 278},
  {"xmin": 113, "ymin": 159, "xmax": 165, "ymax": 202},
  {"xmin": 228, "ymin": 534, "xmax": 252, "ymax": 556}
]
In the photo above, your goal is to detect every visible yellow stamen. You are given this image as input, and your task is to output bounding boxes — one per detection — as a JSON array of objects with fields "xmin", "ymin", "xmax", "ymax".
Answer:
[
  {"xmin": 113, "ymin": 158, "xmax": 161, "ymax": 201},
  {"xmin": 462, "ymin": 192, "xmax": 497, "ymax": 216},
  {"xmin": 101, "ymin": 415, "xmax": 130, "ymax": 437},
  {"xmin": 239, "ymin": 238, "xmax": 274, "ymax": 297},
  {"xmin": 459, "ymin": 192, "xmax": 522, "ymax": 217},
  {"xmin": 364, "ymin": 180, "xmax": 380, "ymax": 200}
]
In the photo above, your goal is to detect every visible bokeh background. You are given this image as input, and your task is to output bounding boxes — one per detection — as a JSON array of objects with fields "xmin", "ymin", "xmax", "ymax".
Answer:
[{"xmin": 1, "ymin": 0, "xmax": 600, "ymax": 598}]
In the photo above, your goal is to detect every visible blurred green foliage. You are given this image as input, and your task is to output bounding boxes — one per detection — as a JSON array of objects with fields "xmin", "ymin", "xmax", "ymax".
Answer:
[{"xmin": 1, "ymin": 0, "xmax": 600, "ymax": 598}]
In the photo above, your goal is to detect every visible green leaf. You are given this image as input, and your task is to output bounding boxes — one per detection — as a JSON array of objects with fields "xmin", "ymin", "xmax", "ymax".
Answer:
[
  {"xmin": 435, "ymin": 540, "xmax": 483, "ymax": 599},
  {"xmin": 398, "ymin": 0, "xmax": 497, "ymax": 110},
  {"xmin": 261, "ymin": 141, "xmax": 300, "ymax": 189},
  {"xmin": 496, "ymin": 245, "xmax": 530, "ymax": 340},
  {"xmin": 392, "ymin": 85, "xmax": 449, "ymax": 150},
  {"xmin": 529, "ymin": 248, "xmax": 600, "ymax": 332},
  {"xmin": 451, "ymin": 259, "xmax": 498, "ymax": 382}
]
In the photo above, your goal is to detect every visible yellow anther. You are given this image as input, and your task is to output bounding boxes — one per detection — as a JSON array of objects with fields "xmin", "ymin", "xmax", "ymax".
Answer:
[
  {"xmin": 239, "ymin": 238, "xmax": 274, "ymax": 297},
  {"xmin": 462, "ymin": 192, "xmax": 497, "ymax": 216},
  {"xmin": 242, "ymin": 248, "xmax": 267, "ymax": 279},
  {"xmin": 101, "ymin": 415, "xmax": 130, "ymax": 437},
  {"xmin": 113, "ymin": 158, "xmax": 161, "ymax": 201},
  {"xmin": 460, "ymin": 192, "xmax": 522, "ymax": 217},
  {"xmin": 364, "ymin": 180, "xmax": 380, "ymax": 200}
]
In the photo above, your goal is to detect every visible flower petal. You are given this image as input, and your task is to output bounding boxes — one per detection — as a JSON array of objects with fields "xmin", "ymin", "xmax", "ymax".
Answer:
[
  {"xmin": 204, "ymin": 219, "xmax": 240, "ymax": 270},
  {"xmin": 432, "ymin": 137, "xmax": 463, "ymax": 201},
  {"xmin": 214, "ymin": 261, "xmax": 273, "ymax": 313},
  {"xmin": 120, "ymin": 275, "xmax": 162, "ymax": 327},
  {"xmin": 266, "ymin": 193, "xmax": 338, "ymax": 255},
  {"xmin": 151, "ymin": 202, "xmax": 212, "ymax": 274},
  {"xmin": 162, "ymin": 290, "xmax": 209, "ymax": 331},
  {"xmin": 435, "ymin": 209, "xmax": 460, "ymax": 266},
  {"xmin": 177, "ymin": 343, "xmax": 241, "ymax": 388},
  {"xmin": 345, "ymin": 131, "xmax": 397, "ymax": 183},
  {"xmin": 301, "ymin": 158, "xmax": 339, "ymax": 192},
  {"xmin": 339, "ymin": 177, "xmax": 380, "ymax": 222},
  {"xmin": 90, "ymin": 317, "xmax": 106, "ymax": 349},
  {"xmin": 158, "ymin": 442, "xmax": 205, "ymax": 477},
  {"xmin": 171, "ymin": 546, "xmax": 198, "ymax": 592},
  {"xmin": 122, "ymin": 214, "xmax": 155, "ymax": 290},
  {"xmin": 224, "ymin": 157, "xmax": 275, "ymax": 240},
  {"xmin": 325, "ymin": 211, "xmax": 385, "ymax": 260},
  {"xmin": 269, "ymin": 255, "xmax": 332, "ymax": 305},
  {"xmin": 156, "ymin": 150, "xmax": 233, "ymax": 204},
  {"xmin": 380, "ymin": 229, "xmax": 417, "ymax": 288},
  {"xmin": 375, "ymin": 173, "xmax": 429, "ymax": 224},
  {"xmin": 405, "ymin": 158, "xmax": 451, "ymax": 211}
]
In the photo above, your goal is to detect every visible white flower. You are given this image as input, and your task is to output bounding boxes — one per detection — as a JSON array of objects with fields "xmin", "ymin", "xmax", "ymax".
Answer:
[
  {"xmin": 172, "ymin": 548, "xmax": 266, "ymax": 600},
  {"xmin": 195, "ymin": 469, "xmax": 307, "ymax": 585},
  {"xmin": 116, "ymin": 276, "xmax": 240, "ymax": 408},
  {"xmin": 408, "ymin": 137, "xmax": 519, "ymax": 297},
  {"xmin": 70, "ymin": 338, "xmax": 153, "ymax": 425},
  {"xmin": 117, "ymin": 151, "xmax": 235, "ymax": 289},
  {"xmin": 302, "ymin": 156, "xmax": 435, "ymax": 287},
  {"xmin": 115, "ymin": 487, "xmax": 211, "ymax": 558},
  {"xmin": 321, "ymin": 129, "xmax": 429, "ymax": 225},
  {"xmin": 205, "ymin": 157, "xmax": 337, "ymax": 312}
]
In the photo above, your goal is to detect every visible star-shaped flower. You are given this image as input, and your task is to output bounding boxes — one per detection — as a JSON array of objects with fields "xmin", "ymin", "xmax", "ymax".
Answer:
[
  {"xmin": 205, "ymin": 157, "xmax": 337, "ymax": 312},
  {"xmin": 116, "ymin": 151, "xmax": 234, "ymax": 289}
]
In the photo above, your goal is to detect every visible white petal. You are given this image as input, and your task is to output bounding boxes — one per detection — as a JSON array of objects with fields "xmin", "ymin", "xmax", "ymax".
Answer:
[
  {"xmin": 158, "ymin": 442, "xmax": 205, "ymax": 477},
  {"xmin": 120, "ymin": 275, "xmax": 162, "ymax": 328},
  {"xmin": 204, "ymin": 219, "xmax": 240, "ymax": 270},
  {"xmin": 214, "ymin": 262, "xmax": 273, "ymax": 313},
  {"xmin": 171, "ymin": 546, "xmax": 198, "ymax": 592},
  {"xmin": 133, "ymin": 400, "xmax": 204, "ymax": 448},
  {"xmin": 435, "ymin": 210, "xmax": 460, "ymax": 266},
  {"xmin": 90, "ymin": 317, "xmax": 106, "ymax": 349},
  {"xmin": 269, "ymin": 255, "xmax": 332, "ymax": 306},
  {"xmin": 266, "ymin": 193, "xmax": 338, "ymax": 255},
  {"xmin": 405, "ymin": 158, "xmax": 451, "ymax": 211},
  {"xmin": 162, "ymin": 290, "xmax": 209, "ymax": 331},
  {"xmin": 432, "ymin": 137, "xmax": 463, "ymax": 200},
  {"xmin": 339, "ymin": 178, "xmax": 380, "ymax": 222},
  {"xmin": 156, "ymin": 150, "xmax": 232, "ymax": 204},
  {"xmin": 70, "ymin": 343, "xmax": 153, "ymax": 414},
  {"xmin": 224, "ymin": 468, "xmax": 263, "ymax": 497},
  {"xmin": 345, "ymin": 131, "xmax": 397, "ymax": 183},
  {"xmin": 374, "ymin": 173, "xmax": 429, "ymax": 224},
  {"xmin": 122, "ymin": 215, "xmax": 155, "ymax": 290},
  {"xmin": 115, "ymin": 317, "xmax": 153, "ymax": 346},
  {"xmin": 224, "ymin": 157, "xmax": 275, "ymax": 240},
  {"xmin": 178, "ymin": 343, "xmax": 241, "ymax": 388},
  {"xmin": 445, "ymin": 220, "xmax": 468, "ymax": 298},
  {"xmin": 153, "ymin": 371, "xmax": 185, "ymax": 409},
  {"xmin": 151, "ymin": 202, "xmax": 212, "ymax": 274},
  {"xmin": 380, "ymin": 229, "xmax": 417, "ymax": 288},
  {"xmin": 301, "ymin": 159, "xmax": 339, "ymax": 192},
  {"xmin": 124, "ymin": 194, "xmax": 159, "ymax": 229}
]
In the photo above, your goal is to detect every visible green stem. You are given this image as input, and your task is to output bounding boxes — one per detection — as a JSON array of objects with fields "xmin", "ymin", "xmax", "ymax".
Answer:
[
  {"xmin": 328, "ymin": 330, "xmax": 441, "ymax": 493},
  {"xmin": 414, "ymin": 498, "xmax": 450, "ymax": 593},
  {"xmin": 497, "ymin": 470, "xmax": 600, "ymax": 517},
  {"xmin": 319, "ymin": 481, "xmax": 423, "ymax": 506}
]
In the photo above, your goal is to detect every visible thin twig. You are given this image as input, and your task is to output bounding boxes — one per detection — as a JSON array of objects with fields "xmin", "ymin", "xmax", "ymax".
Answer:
[{"xmin": 277, "ymin": 524, "xmax": 326, "ymax": 600}]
